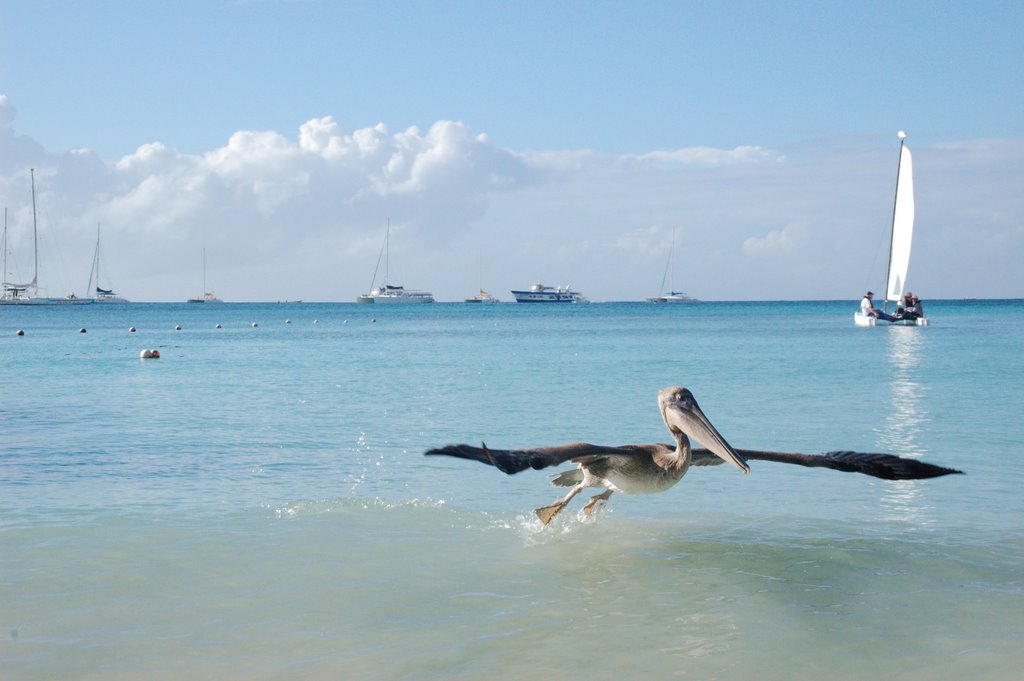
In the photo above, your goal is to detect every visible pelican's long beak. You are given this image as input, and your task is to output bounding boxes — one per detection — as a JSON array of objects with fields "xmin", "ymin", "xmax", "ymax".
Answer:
[{"xmin": 663, "ymin": 390, "xmax": 750, "ymax": 473}]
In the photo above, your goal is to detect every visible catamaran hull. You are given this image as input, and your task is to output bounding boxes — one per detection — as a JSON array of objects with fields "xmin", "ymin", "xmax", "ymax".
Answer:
[
  {"xmin": 356, "ymin": 294, "xmax": 434, "ymax": 304},
  {"xmin": 0, "ymin": 297, "xmax": 93, "ymax": 306},
  {"xmin": 854, "ymin": 313, "xmax": 928, "ymax": 327}
]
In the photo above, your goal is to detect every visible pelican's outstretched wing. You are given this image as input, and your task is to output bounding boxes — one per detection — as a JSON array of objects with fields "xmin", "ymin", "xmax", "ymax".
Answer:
[
  {"xmin": 691, "ymin": 447, "xmax": 963, "ymax": 480},
  {"xmin": 425, "ymin": 442, "xmax": 656, "ymax": 475}
]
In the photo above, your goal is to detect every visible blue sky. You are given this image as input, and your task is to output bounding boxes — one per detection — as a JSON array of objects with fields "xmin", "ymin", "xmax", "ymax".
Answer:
[{"xmin": 1, "ymin": 0, "xmax": 1021, "ymax": 301}]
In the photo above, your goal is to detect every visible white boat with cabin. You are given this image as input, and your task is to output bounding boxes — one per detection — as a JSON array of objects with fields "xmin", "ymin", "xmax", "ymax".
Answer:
[
  {"xmin": 511, "ymin": 283, "xmax": 588, "ymax": 303},
  {"xmin": 358, "ymin": 284, "xmax": 435, "ymax": 304},
  {"xmin": 356, "ymin": 219, "xmax": 434, "ymax": 304},
  {"xmin": 855, "ymin": 132, "xmax": 928, "ymax": 327}
]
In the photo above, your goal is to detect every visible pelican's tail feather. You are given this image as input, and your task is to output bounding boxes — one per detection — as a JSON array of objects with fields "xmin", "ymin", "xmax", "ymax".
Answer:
[{"xmin": 551, "ymin": 469, "xmax": 584, "ymax": 487}]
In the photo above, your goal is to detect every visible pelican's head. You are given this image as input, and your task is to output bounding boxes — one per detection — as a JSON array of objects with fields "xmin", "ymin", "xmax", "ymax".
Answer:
[{"xmin": 658, "ymin": 386, "xmax": 749, "ymax": 473}]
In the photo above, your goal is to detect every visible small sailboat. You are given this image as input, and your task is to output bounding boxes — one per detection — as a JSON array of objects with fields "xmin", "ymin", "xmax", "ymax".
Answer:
[
  {"xmin": 187, "ymin": 248, "xmax": 222, "ymax": 303},
  {"xmin": 647, "ymin": 229, "xmax": 697, "ymax": 303},
  {"xmin": 464, "ymin": 253, "xmax": 500, "ymax": 303},
  {"xmin": 1, "ymin": 169, "xmax": 91, "ymax": 305},
  {"xmin": 356, "ymin": 219, "xmax": 434, "ymax": 303},
  {"xmin": 855, "ymin": 132, "xmax": 928, "ymax": 327},
  {"xmin": 87, "ymin": 224, "xmax": 129, "ymax": 303}
]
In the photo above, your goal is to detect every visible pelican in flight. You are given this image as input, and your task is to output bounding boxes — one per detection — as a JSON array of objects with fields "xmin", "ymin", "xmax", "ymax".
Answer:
[{"xmin": 425, "ymin": 386, "xmax": 962, "ymax": 525}]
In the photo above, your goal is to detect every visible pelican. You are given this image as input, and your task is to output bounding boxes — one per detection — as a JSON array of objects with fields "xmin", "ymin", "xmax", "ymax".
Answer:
[{"xmin": 425, "ymin": 386, "xmax": 962, "ymax": 525}]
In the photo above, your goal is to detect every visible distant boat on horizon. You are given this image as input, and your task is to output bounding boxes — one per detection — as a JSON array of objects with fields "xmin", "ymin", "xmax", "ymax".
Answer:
[
  {"xmin": 647, "ymin": 229, "xmax": 697, "ymax": 304},
  {"xmin": 464, "ymin": 289, "xmax": 500, "ymax": 303},
  {"xmin": 187, "ymin": 248, "xmax": 222, "ymax": 303},
  {"xmin": 87, "ymin": 223, "xmax": 129, "ymax": 303},
  {"xmin": 1, "ymin": 169, "xmax": 91, "ymax": 306},
  {"xmin": 511, "ymin": 283, "xmax": 588, "ymax": 303},
  {"xmin": 356, "ymin": 219, "xmax": 434, "ymax": 304}
]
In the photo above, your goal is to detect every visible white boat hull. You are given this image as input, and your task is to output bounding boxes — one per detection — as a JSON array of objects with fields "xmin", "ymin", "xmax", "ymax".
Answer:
[
  {"xmin": 357, "ymin": 295, "xmax": 434, "ymax": 304},
  {"xmin": 647, "ymin": 294, "xmax": 698, "ymax": 303},
  {"xmin": 511, "ymin": 283, "xmax": 587, "ymax": 303},
  {"xmin": 0, "ymin": 296, "xmax": 93, "ymax": 306},
  {"xmin": 854, "ymin": 312, "xmax": 928, "ymax": 327}
]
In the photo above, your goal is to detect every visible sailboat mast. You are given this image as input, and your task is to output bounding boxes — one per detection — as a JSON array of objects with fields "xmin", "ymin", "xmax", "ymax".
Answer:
[
  {"xmin": 669, "ymin": 229, "xmax": 676, "ymax": 294},
  {"xmin": 384, "ymin": 217, "xmax": 390, "ymax": 288},
  {"xmin": 883, "ymin": 132, "xmax": 907, "ymax": 313},
  {"xmin": 30, "ymin": 168, "xmax": 39, "ymax": 292},
  {"xmin": 88, "ymin": 223, "xmax": 97, "ymax": 296},
  {"xmin": 2, "ymin": 207, "xmax": 7, "ymax": 287}
]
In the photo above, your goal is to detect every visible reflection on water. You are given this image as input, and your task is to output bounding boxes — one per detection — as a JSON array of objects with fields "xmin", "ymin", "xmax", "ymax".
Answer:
[{"xmin": 878, "ymin": 326, "xmax": 932, "ymax": 523}]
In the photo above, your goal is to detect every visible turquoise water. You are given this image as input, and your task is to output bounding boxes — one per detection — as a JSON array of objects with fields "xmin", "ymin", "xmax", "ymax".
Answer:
[{"xmin": 2, "ymin": 300, "xmax": 1022, "ymax": 680}]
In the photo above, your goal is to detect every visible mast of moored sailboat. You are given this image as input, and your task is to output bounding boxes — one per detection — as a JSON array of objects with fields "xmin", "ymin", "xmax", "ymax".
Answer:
[
  {"xmin": 30, "ymin": 168, "xmax": 39, "ymax": 295},
  {"xmin": 2, "ymin": 207, "xmax": 7, "ymax": 293}
]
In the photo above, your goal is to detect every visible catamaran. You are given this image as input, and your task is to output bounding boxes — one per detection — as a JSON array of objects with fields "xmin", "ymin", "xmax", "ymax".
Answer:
[
  {"xmin": 855, "ymin": 132, "xmax": 928, "ymax": 327},
  {"xmin": 86, "ymin": 223, "xmax": 129, "ymax": 303},
  {"xmin": 1, "ymin": 169, "xmax": 91, "ymax": 305},
  {"xmin": 647, "ymin": 229, "xmax": 698, "ymax": 303},
  {"xmin": 187, "ymin": 248, "xmax": 222, "ymax": 303},
  {"xmin": 464, "ymin": 289, "xmax": 500, "ymax": 303},
  {"xmin": 356, "ymin": 219, "xmax": 434, "ymax": 303}
]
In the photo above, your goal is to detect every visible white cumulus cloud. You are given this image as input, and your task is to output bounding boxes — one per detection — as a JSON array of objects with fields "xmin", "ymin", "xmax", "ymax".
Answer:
[{"xmin": 0, "ymin": 96, "xmax": 1021, "ymax": 302}]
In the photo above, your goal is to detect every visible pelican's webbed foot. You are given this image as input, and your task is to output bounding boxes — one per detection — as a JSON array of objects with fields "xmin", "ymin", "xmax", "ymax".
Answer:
[
  {"xmin": 535, "ymin": 483, "xmax": 585, "ymax": 525},
  {"xmin": 535, "ymin": 502, "xmax": 567, "ymax": 525},
  {"xmin": 581, "ymin": 490, "xmax": 614, "ymax": 518}
]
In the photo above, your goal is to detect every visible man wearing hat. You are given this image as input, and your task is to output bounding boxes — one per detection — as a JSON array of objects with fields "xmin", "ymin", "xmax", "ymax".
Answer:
[{"xmin": 860, "ymin": 291, "xmax": 896, "ymax": 321}]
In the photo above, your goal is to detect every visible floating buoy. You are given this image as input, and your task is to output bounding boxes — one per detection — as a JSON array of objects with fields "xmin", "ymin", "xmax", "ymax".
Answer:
[
  {"xmin": 79, "ymin": 328, "xmax": 87, "ymax": 333},
  {"xmin": 371, "ymin": 319, "xmax": 376, "ymax": 323},
  {"xmin": 313, "ymin": 319, "xmax": 319, "ymax": 324},
  {"xmin": 129, "ymin": 327, "xmax": 136, "ymax": 333},
  {"xmin": 16, "ymin": 329, "xmax": 25, "ymax": 336},
  {"xmin": 175, "ymin": 325, "xmax": 182, "ymax": 331},
  {"xmin": 251, "ymin": 322, "xmax": 258, "ymax": 328},
  {"xmin": 342, "ymin": 320, "xmax": 348, "ymax": 325},
  {"xmin": 139, "ymin": 349, "xmax": 160, "ymax": 359},
  {"xmin": 215, "ymin": 323, "xmax": 222, "ymax": 329},
  {"xmin": 285, "ymin": 319, "xmax": 291, "ymax": 324}
]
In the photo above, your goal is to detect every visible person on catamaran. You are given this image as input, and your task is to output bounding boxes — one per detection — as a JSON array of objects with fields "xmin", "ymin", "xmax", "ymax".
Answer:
[
  {"xmin": 903, "ymin": 294, "xmax": 924, "ymax": 320},
  {"xmin": 861, "ymin": 291, "xmax": 896, "ymax": 321},
  {"xmin": 895, "ymin": 292, "xmax": 925, "ymax": 320}
]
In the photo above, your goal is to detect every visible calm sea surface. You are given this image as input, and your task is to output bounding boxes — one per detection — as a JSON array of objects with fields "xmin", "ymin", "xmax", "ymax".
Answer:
[{"xmin": 2, "ymin": 300, "xmax": 1022, "ymax": 680}]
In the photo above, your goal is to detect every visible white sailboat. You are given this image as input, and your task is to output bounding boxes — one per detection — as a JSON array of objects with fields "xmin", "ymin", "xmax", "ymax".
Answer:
[
  {"xmin": 356, "ymin": 219, "xmax": 434, "ymax": 303},
  {"xmin": 87, "ymin": 223, "xmax": 129, "ymax": 303},
  {"xmin": 187, "ymin": 248, "xmax": 222, "ymax": 303},
  {"xmin": 855, "ymin": 132, "xmax": 928, "ymax": 327},
  {"xmin": 1, "ymin": 169, "xmax": 91, "ymax": 305},
  {"xmin": 647, "ymin": 229, "xmax": 697, "ymax": 303}
]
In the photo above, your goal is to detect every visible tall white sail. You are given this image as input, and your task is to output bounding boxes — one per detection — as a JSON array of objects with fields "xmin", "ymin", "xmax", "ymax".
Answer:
[{"xmin": 885, "ymin": 142, "xmax": 914, "ymax": 304}]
